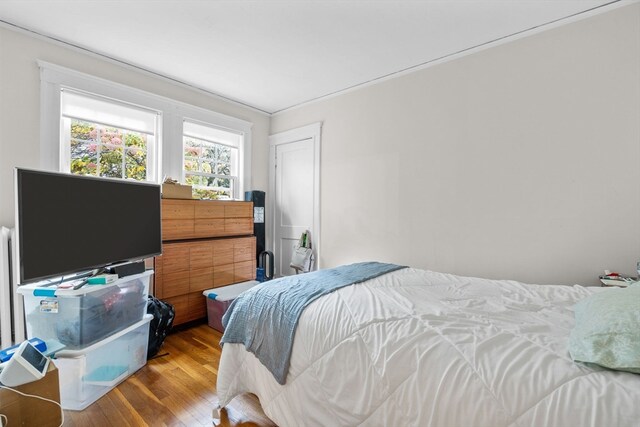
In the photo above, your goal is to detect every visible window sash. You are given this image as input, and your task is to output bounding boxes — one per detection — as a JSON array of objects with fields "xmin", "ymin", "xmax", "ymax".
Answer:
[
  {"xmin": 185, "ymin": 173, "xmax": 235, "ymax": 197},
  {"xmin": 183, "ymin": 129, "xmax": 239, "ymax": 199},
  {"xmin": 64, "ymin": 117, "xmax": 155, "ymax": 181}
]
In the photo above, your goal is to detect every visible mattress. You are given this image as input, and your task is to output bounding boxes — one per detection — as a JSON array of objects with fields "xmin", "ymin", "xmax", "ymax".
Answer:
[{"xmin": 216, "ymin": 267, "xmax": 640, "ymax": 426}]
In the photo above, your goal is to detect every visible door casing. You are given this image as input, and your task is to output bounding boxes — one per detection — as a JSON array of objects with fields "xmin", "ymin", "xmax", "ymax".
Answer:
[{"xmin": 268, "ymin": 122, "xmax": 321, "ymax": 276}]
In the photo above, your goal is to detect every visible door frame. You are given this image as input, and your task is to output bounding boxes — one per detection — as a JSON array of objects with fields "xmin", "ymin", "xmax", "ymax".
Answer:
[{"xmin": 268, "ymin": 122, "xmax": 322, "ymax": 272}]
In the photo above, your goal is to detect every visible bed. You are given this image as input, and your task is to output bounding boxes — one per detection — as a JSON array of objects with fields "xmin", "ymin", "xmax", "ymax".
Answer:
[{"xmin": 216, "ymin": 265, "xmax": 640, "ymax": 426}]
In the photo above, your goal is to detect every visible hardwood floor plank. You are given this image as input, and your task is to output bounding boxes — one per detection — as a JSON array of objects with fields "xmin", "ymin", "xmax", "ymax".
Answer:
[
  {"xmin": 62, "ymin": 322, "xmax": 275, "ymax": 427},
  {"xmin": 97, "ymin": 393, "xmax": 140, "ymax": 427},
  {"xmin": 117, "ymin": 380, "xmax": 181, "ymax": 426},
  {"xmin": 65, "ymin": 406, "xmax": 98, "ymax": 426},
  {"xmin": 160, "ymin": 391, "xmax": 211, "ymax": 426},
  {"xmin": 151, "ymin": 367, "xmax": 217, "ymax": 423}
]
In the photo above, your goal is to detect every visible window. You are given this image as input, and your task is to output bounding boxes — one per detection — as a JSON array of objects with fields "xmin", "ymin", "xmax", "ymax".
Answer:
[
  {"xmin": 40, "ymin": 61, "xmax": 252, "ymax": 197},
  {"xmin": 183, "ymin": 120, "xmax": 241, "ymax": 199},
  {"xmin": 61, "ymin": 90, "xmax": 158, "ymax": 182}
]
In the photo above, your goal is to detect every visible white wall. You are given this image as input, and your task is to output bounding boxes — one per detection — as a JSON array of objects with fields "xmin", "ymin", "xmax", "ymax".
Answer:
[
  {"xmin": 0, "ymin": 25, "xmax": 271, "ymax": 229},
  {"xmin": 271, "ymin": 4, "xmax": 640, "ymax": 285}
]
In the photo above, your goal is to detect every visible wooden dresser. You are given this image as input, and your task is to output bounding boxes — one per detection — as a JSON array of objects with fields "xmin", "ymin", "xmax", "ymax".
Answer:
[{"xmin": 154, "ymin": 199, "xmax": 256, "ymax": 325}]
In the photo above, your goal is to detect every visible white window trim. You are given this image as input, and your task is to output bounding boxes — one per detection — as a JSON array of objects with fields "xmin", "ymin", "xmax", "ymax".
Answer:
[{"xmin": 39, "ymin": 61, "xmax": 253, "ymax": 197}]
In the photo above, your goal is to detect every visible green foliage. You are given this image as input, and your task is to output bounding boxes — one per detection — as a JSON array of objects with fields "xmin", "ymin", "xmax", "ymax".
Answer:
[
  {"xmin": 192, "ymin": 187, "xmax": 230, "ymax": 200},
  {"xmin": 69, "ymin": 119, "xmax": 148, "ymax": 181},
  {"xmin": 183, "ymin": 136, "xmax": 234, "ymax": 197},
  {"xmin": 71, "ymin": 121, "xmax": 93, "ymax": 140}
]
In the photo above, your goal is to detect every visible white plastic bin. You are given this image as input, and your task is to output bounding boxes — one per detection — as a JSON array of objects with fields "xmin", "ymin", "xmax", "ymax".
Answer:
[
  {"xmin": 203, "ymin": 280, "xmax": 259, "ymax": 332},
  {"xmin": 18, "ymin": 271, "xmax": 152, "ymax": 349},
  {"xmin": 54, "ymin": 314, "xmax": 152, "ymax": 410}
]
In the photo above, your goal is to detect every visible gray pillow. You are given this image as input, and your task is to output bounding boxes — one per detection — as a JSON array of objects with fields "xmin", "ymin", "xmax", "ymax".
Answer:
[{"xmin": 569, "ymin": 283, "xmax": 640, "ymax": 374}]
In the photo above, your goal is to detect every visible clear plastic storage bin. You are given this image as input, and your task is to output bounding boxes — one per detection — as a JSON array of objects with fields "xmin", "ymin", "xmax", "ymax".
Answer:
[
  {"xmin": 203, "ymin": 280, "xmax": 259, "ymax": 332},
  {"xmin": 54, "ymin": 314, "xmax": 152, "ymax": 410},
  {"xmin": 18, "ymin": 271, "xmax": 152, "ymax": 349}
]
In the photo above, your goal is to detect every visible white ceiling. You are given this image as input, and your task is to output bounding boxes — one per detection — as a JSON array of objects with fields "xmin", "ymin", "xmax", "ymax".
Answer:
[{"xmin": 0, "ymin": 0, "xmax": 623, "ymax": 114}]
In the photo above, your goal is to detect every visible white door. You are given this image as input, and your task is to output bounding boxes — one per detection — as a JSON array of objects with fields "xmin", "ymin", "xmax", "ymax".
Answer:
[{"xmin": 269, "ymin": 123, "xmax": 321, "ymax": 277}]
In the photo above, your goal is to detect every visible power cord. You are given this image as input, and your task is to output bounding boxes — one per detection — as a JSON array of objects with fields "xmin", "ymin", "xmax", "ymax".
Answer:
[{"xmin": 0, "ymin": 384, "xmax": 64, "ymax": 427}]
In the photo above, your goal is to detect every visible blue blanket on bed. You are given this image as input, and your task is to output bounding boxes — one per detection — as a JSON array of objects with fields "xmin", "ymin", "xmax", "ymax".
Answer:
[{"xmin": 220, "ymin": 261, "xmax": 406, "ymax": 384}]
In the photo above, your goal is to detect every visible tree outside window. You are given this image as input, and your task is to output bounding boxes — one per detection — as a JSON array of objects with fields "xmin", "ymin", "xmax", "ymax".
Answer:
[
  {"xmin": 183, "ymin": 136, "xmax": 237, "ymax": 199},
  {"xmin": 69, "ymin": 119, "xmax": 149, "ymax": 181}
]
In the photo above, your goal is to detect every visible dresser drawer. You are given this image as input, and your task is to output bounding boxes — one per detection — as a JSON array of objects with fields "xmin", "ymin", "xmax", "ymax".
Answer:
[
  {"xmin": 225, "ymin": 202, "xmax": 253, "ymax": 218},
  {"xmin": 234, "ymin": 239, "xmax": 254, "ymax": 262},
  {"xmin": 162, "ymin": 219, "xmax": 194, "ymax": 241},
  {"xmin": 162, "ymin": 200, "xmax": 194, "ymax": 220},
  {"xmin": 213, "ymin": 240, "xmax": 234, "ymax": 266},
  {"xmin": 163, "ymin": 270, "xmax": 190, "ymax": 298},
  {"xmin": 162, "ymin": 244, "xmax": 190, "ymax": 273},
  {"xmin": 195, "ymin": 203, "xmax": 225, "ymax": 219},
  {"xmin": 190, "ymin": 241, "xmax": 213, "ymax": 269},
  {"xmin": 225, "ymin": 218, "xmax": 253, "ymax": 236},
  {"xmin": 234, "ymin": 260, "xmax": 255, "ymax": 283},
  {"xmin": 190, "ymin": 267, "xmax": 214, "ymax": 292},
  {"xmin": 194, "ymin": 219, "xmax": 225, "ymax": 237},
  {"xmin": 214, "ymin": 264, "xmax": 235, "ymax": 287}
]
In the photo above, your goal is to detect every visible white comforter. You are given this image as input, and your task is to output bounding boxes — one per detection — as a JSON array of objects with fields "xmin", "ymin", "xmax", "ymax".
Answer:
[{"xmin": 217, "ymin": 268, "xmax": 640, "ymax": 426}]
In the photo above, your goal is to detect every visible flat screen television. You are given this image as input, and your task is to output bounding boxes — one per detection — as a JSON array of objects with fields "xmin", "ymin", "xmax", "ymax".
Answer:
[{"xmin": 15, "ymin": 168, "xmax": 162, "ymax": 284}]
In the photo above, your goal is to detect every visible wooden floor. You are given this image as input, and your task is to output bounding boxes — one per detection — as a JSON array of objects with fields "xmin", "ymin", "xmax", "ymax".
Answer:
[{"xmin": 62, "ymin": 322, "xmax": 277, "ymax": 427}]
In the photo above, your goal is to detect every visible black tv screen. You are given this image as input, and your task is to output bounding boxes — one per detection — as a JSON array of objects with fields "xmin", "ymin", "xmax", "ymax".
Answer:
[{"xmin": 16, "ymin": 168, "xmax": 162, "ymax": 284}]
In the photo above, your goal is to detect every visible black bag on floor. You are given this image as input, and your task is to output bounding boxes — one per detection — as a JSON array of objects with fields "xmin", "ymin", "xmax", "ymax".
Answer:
[{"xmin": 146, "ymin": 296, "xmax": 175, "ymax": 359}]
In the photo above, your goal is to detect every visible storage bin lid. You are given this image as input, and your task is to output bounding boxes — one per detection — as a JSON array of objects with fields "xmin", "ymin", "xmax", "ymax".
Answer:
[
  {"xmin": 16, "ymin": 270, "xmax": 153, "ymax": 297},
  {"xmin": 203, "ymin": 280, "xmax": 259, "ymax": 301}
]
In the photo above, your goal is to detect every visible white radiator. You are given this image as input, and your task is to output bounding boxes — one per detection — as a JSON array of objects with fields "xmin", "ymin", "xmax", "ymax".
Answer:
[{"xmin": 0, "ymin": 226, "xmax": 25, "ymax": 349}]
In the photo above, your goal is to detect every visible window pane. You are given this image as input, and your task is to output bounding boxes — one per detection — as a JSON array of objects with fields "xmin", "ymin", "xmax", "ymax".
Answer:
[
  {"xmin": 184, "ymin": 138, "xmax": 200, "ymax": 157},
  {"xmin": 100, "ymin": 145, "xmax": 123, "ymax": 178},
  {"xmin": 202, "ymin": 144, "xmax": 217, "ymax": 160},
  {"xmin": 184, "ymin": 174, "xmax": 207, "ymax": 187},
  {"xmin": 217, "ymin": 177, "xmax": 231, "ymax": 189},
  {"xmin": 184, "ymin": 158, "xmax": 198, "ymax": 172},
  {"xmin": 70, "ymin": 119, "xmax": 98, "ymax": 176},
  {"xmin": 217, "ymin": 146, "xmax": 231, "ymax": 163},
  {"xmin": 101, "ymin": 128, "xmax": 124, "ymax": 147},
  {"xmin": 71, "ymin": 120, "xmax": 95, "ymax": 141},
  {"xmin": 201, "ymin": 160, "xmax": 214, "ymax": 174},
  {"xmin": 70, "ymin": 140, "xmax": 97, "ymax": 161},
  {"xmin": 216, "ymin": 162, "xmax": 230, "ymax": 175},
  {"xmin": 125, "ymin": 132, "xmax": 147, "ymax": 149},
  {"xmin": 125, "ymin": 148, "xmax": 147, "ymax": 180},
  {"xmin": 70, "ymin": 138, "xmax": 98, "ymax": 176}
]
